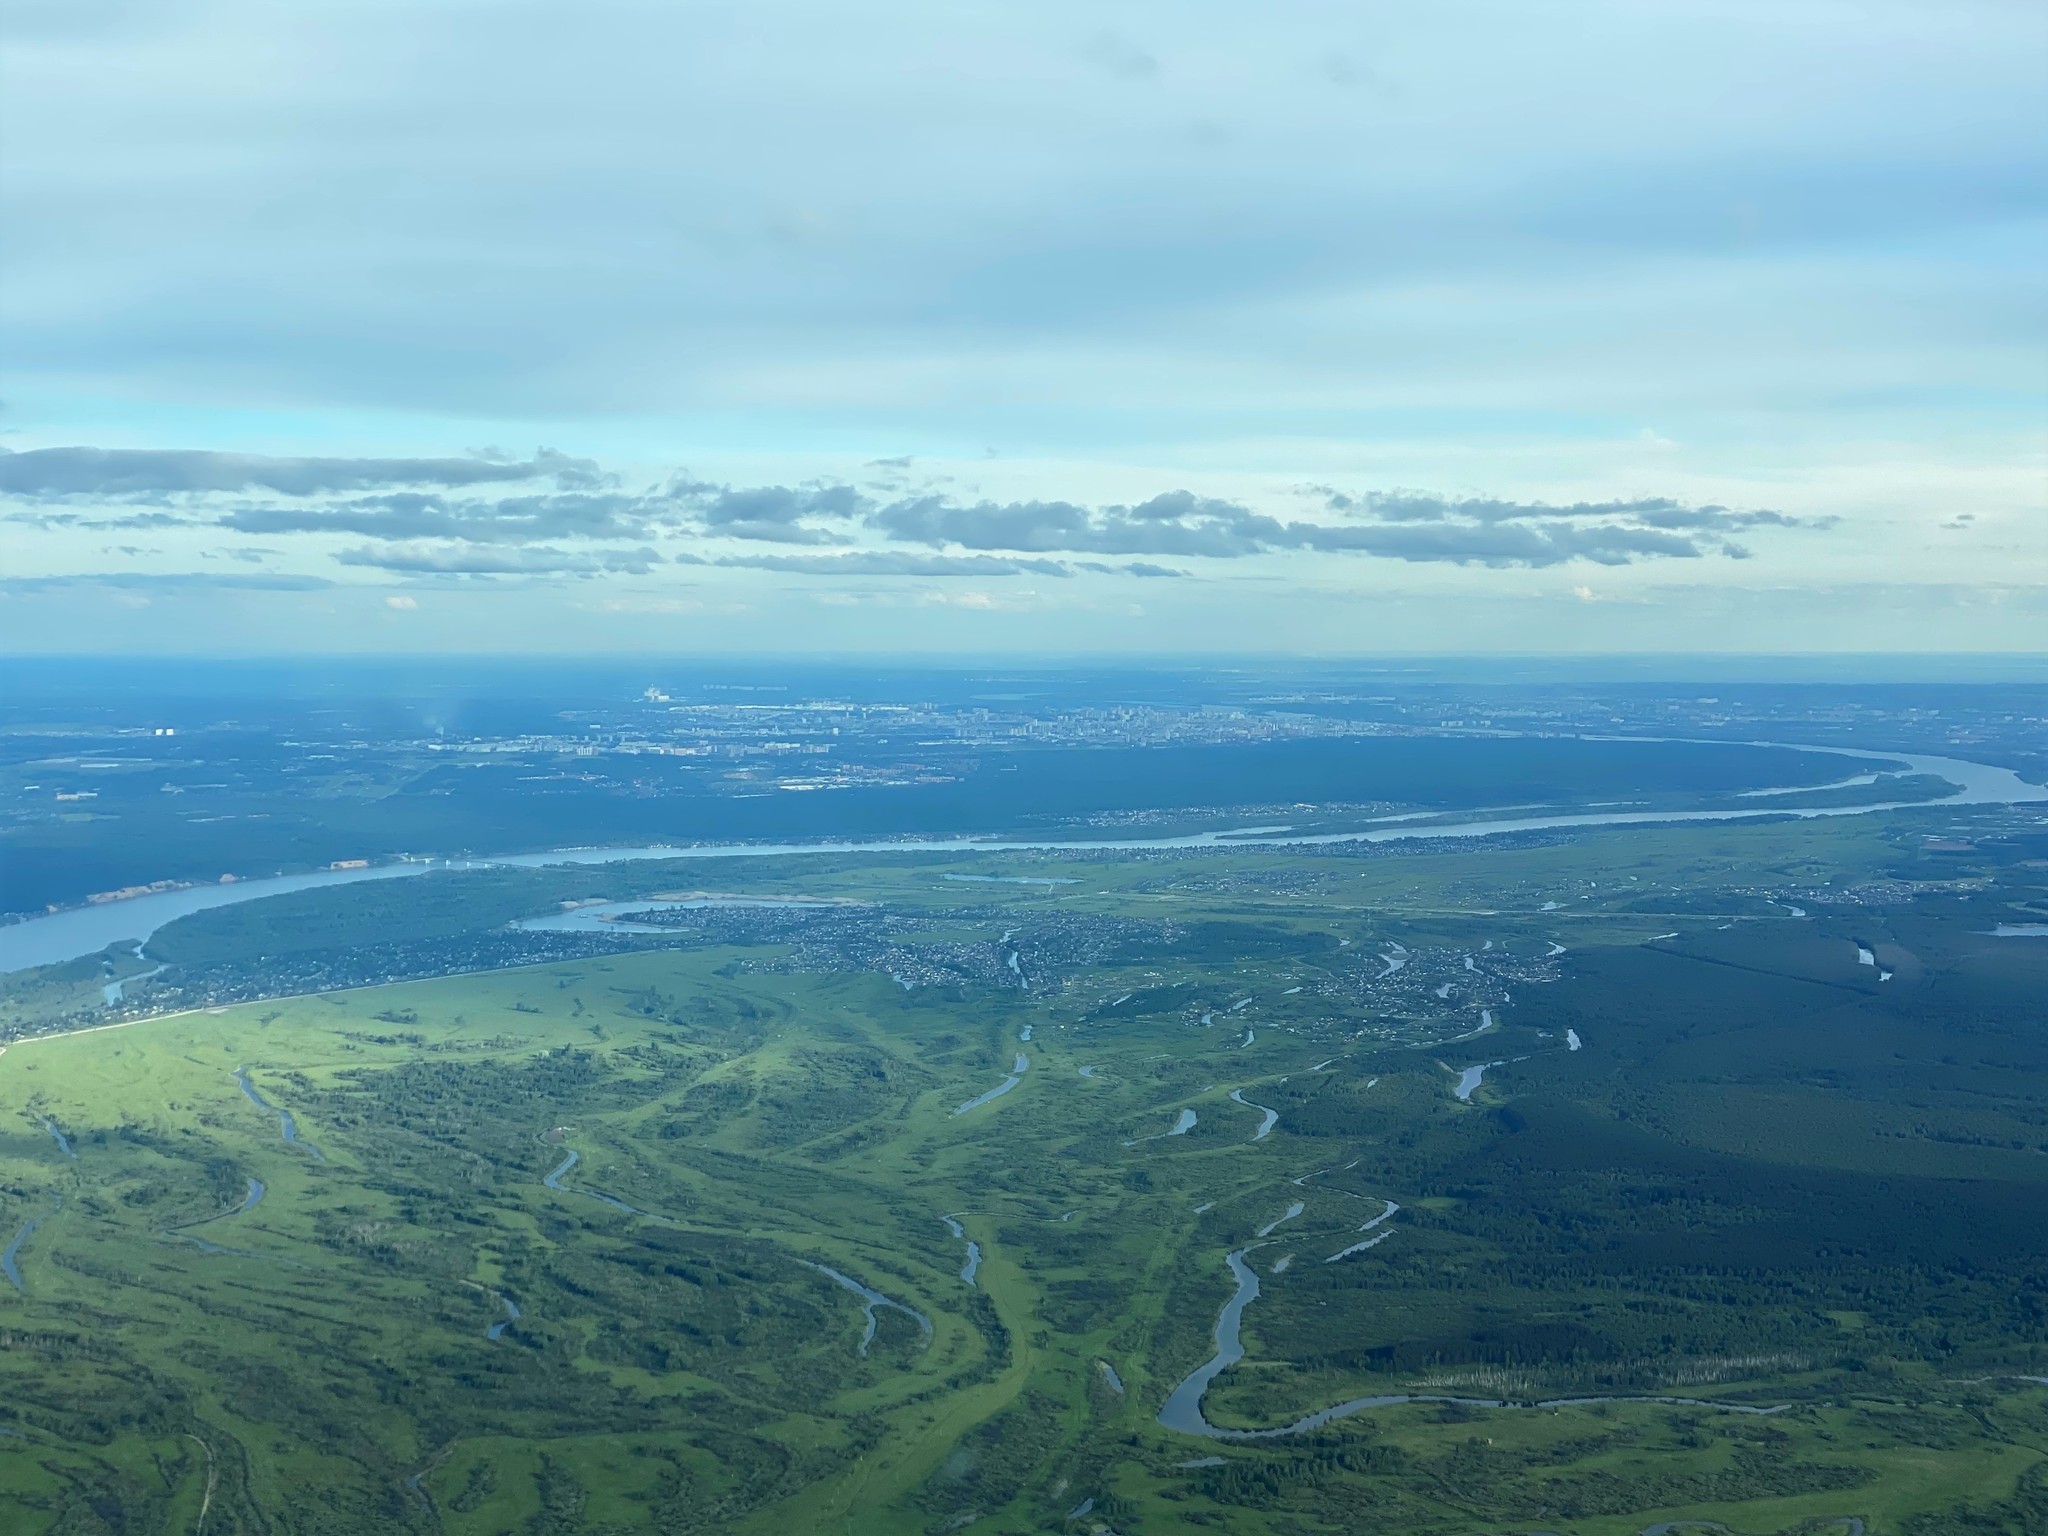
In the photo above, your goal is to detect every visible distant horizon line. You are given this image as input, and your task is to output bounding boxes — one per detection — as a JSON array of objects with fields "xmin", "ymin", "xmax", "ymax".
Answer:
[
  {"xmin": 3, "ymin": 649, "xmax": 2044, "ymax": 683},
  {"xmin": 4, "ymin": 649, "xmax": 2044, "ymax": 660}
]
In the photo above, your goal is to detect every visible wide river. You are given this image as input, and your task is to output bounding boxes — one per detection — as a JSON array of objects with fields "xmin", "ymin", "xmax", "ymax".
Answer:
[{"xmin": 3, "ymin": 739, "xmax": 2039, "ymax": 976}]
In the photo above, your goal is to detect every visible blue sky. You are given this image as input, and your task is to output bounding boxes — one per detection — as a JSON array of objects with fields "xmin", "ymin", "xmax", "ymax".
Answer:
[{"xmin": 2, "ymin": 0, "xmax": 2042, "ymax": 653}]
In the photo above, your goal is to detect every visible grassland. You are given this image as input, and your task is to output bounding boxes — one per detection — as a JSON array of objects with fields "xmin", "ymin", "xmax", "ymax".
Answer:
[{"xmin": 2, "ymin": 811, "xmax": 2047, "ymax": 1533}]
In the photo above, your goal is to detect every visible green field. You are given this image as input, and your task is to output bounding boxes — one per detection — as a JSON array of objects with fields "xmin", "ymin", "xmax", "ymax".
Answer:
[{"xmin": 3, "ymin": 813, "xmax": 2047, "ymax": 1533}]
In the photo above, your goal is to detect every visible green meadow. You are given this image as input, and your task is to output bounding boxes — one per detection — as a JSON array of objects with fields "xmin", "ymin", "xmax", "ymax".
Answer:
[{"xmin": 3, "ymin": 812, "xmax": 2046, "ymax": 1533}]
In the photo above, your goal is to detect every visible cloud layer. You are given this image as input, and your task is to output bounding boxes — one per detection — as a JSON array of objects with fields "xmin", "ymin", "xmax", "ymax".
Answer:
[
  {"xmin": 0, "ymin": 446, "xmax": 603, "ymax": 499},
  {"xmin": 1, "ymin": 445, "xmax": 1836, "ymax": 581},
  {"xmin": 0, "ymin": 3, "xmax": 2036, "ymax": 651}
]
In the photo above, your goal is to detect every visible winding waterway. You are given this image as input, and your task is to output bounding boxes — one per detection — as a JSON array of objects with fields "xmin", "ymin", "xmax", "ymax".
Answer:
[
  {"xmin": 1452, "ymin": 1062, "xmax": 1503, "ymax": 1102},
  {"xmin": 1325, "ymin": 1200, "xmax": 1401, "ymax": 1262},
  {"xmin": 1442, "ymin": 1009, "xmax": 1496, "ymax": 1045},
  {"xmin": 540, "ymin": 1149, "xmax": 639, "ymax": 1213},
  {"xmin": 1125, "ymin": 1107, "xmax": 1200, "ymax": 1147},
  {"xmin": 234, "ymin": 1067, "xmax": 324, "ymax": 1159},
  {"xmin": 537, "ymin": 1151, "xmax": 932, "ymax": 1359},
  {"xmin": 512, "ymin": 895, "xmax": 850, "ymax": 933},
  {"xmin": 2, "ymin": 1200, "xmax": 60, "ymax": 1293},
  {"xmin": 1229, "ymin": 1089, "xmax": 1279, "ymax": 1141},
  {"xmin": 940, "ymin": 1215, "xmax": 982, "ymax": 1285},
  {"xmin": 807, "ymin": 1263, "xmax": 933, "ymax": 1357},
  {"xmin": 159, "ymin": 1176, "xmax": 268, "ymax": 1258},
  {"xmin": 102, "ymin": 964, "xmax": 165, "ymax": 1005},
  {"xmin": 1326, "ymin": 1231, "xmax": 1395, "ymax": 1264},
  {"xmin": 6, "ymin": 739, "xmax": 2038, "ymax": 977},
  {"xmin": 1256, "ymin": 1202, "xmax": 1305, "ymax": 1238},
  {"xmin": 943, "ymin": 873, "xmax": 1079, "ymax": 886},
  {"xmin": 954, "ymin": 1053, "xmax": 1031, "ymax": 1115},
  {"xmin": 1159, "ymin": 1243, "xmax": 1791, "ymax": 1440}
]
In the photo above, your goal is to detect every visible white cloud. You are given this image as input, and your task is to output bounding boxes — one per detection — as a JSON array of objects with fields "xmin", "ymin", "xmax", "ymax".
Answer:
[{"xmin": 0, "ymin": 0, "xmax": 2038, "ymax": 651}]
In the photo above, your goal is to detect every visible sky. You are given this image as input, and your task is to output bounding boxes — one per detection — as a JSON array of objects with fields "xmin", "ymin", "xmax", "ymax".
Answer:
[{"xmin": 2, "ymin": 0, "xmax": 2043, "ymax": 655}]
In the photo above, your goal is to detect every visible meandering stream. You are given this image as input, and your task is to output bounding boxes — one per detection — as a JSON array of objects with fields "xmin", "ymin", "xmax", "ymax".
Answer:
[
  {"xmin": 1452, "ymin": 1062, "xmax": 1503, "ymax": 1102},
  {"xmin": 157, "ymin": 1177, "xmax": 268, "ymax": 1259},
  {"xmin": 2, "ymin": 1200, "xmax": 60, "ymax": 1293},
  {"xmin": 538, "ymin": 1149, "xmax": 939, "ymax": 1361},
  {"xmin": 954, "ymin": 1053, "xmax": 1031, "ymax": 1115},
  {"xmin": 1124, "ymin": 1107, "xmax": 1199, "ymax": 1147},
  {"xmin": 806, "ymin": 1263, "xmax": 933, "ymax": 1356},
  {"xmin": 101, "ymin": 965, "xmax": 165, "ymax": 1005},
  {"xmin": 1159, "ymin": 1243, "xmax": 1791, "ymax": 1440},
  {"xmin": 234, "ymin": 1067, "xmax": 324, "ymax": 1159},
  {"xmin": 1325, "ymin": 1200, "xmax": 1401, "ymax": 1262},
  {"xmin": 940, "ymin": 1215, "xmax": 982, "ymax": 1285},
  {"xmin": 1229, "ymin": 1089, "xmax": 1279, "ymax": 1141},
  {"xmin": 541, "ymin": 1150, "xmax": 639, "ymax": 1214},
  {"xmin": 1255, "ymin": 1202, "xmax": 1304, "ymax": 1238},
  {"xmin": 512, "ymin": 895, "xmax": 851, "ymax": 934}
]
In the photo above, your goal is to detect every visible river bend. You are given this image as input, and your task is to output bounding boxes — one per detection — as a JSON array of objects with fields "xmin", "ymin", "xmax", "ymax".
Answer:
[{"xmin": 6, "ymin": 739, "xmax": 2038, "ymax": 976}]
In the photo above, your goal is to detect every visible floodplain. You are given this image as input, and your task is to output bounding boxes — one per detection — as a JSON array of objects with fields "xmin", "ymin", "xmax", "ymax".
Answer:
[{"xmin": 3, "ymin": 809, "xmax": 2048, "ymax": 1534}]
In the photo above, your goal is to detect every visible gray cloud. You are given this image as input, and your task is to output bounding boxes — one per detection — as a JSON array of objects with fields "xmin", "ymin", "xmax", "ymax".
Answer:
[
  {"xmin": 868, "ymin": 493, "xmax": 1283, "ymax": 558},
  {"xmin": 1, "ymin": 0, "xmax": 2025, "ymax": 566},
  {"xmin": 699, "ymin": 483, "xmax": 864, "ymax": 526},
  {"xmin": 0, "ymin": 570, "xmax": 334, "ymax": 591},
  {"xmin": 6, "ymin": 439, "xmax": 1827, "ymax": 576},
  {"xmin": 334, "ymin": 543, "xmax": 662, "ymax": 576},
  {"xmin": 715, "ymin": 551, "xmax": 1073, "ymax": 578},
  {"xmin": 0, "ymin": 446, "xmax": 604, "ymax": 500},
  {"xmin": 860, "ymin": 487, "xmax": 1804, "ymax": 567},
  {"xmin": 1310, "ymin": 489, "xmax": 1824, "ymax": 533},
  {"xmin": 692, "ymin": 483, "xmax": 864, "ymax": 545},
  {"xmin": 5, "ymin": 508, "xmax": 191, "ymax": 529},
  {"xmin": 1078, "ymin": 561, "xmax": 1187, "ymax": 578},
  {"xmin": 1291, "ymin": 519, "xmax": 1705, "ymax": 567},
  {"xmin": 871, "ymin": 496, "xmax": 1088, "ymax": 551},
  {"xmin": 222, "ymin": 490, "xmax": 666, "ymax": 544}
]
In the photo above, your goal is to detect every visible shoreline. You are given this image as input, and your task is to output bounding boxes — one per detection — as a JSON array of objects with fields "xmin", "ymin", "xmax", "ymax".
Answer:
[{"xmin": 4, "ymin": 735, "xmax": 2041, "ymax": 978}]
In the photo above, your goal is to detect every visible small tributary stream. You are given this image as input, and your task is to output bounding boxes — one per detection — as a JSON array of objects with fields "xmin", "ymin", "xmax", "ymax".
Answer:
[
  {"xmin": 1159, "ymin": 1243, "xmax": 1791, "ymax": 1440},
  {"xmin": 234, "ymin": 1067, "xmax": 324, "ymax": 1159}
]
